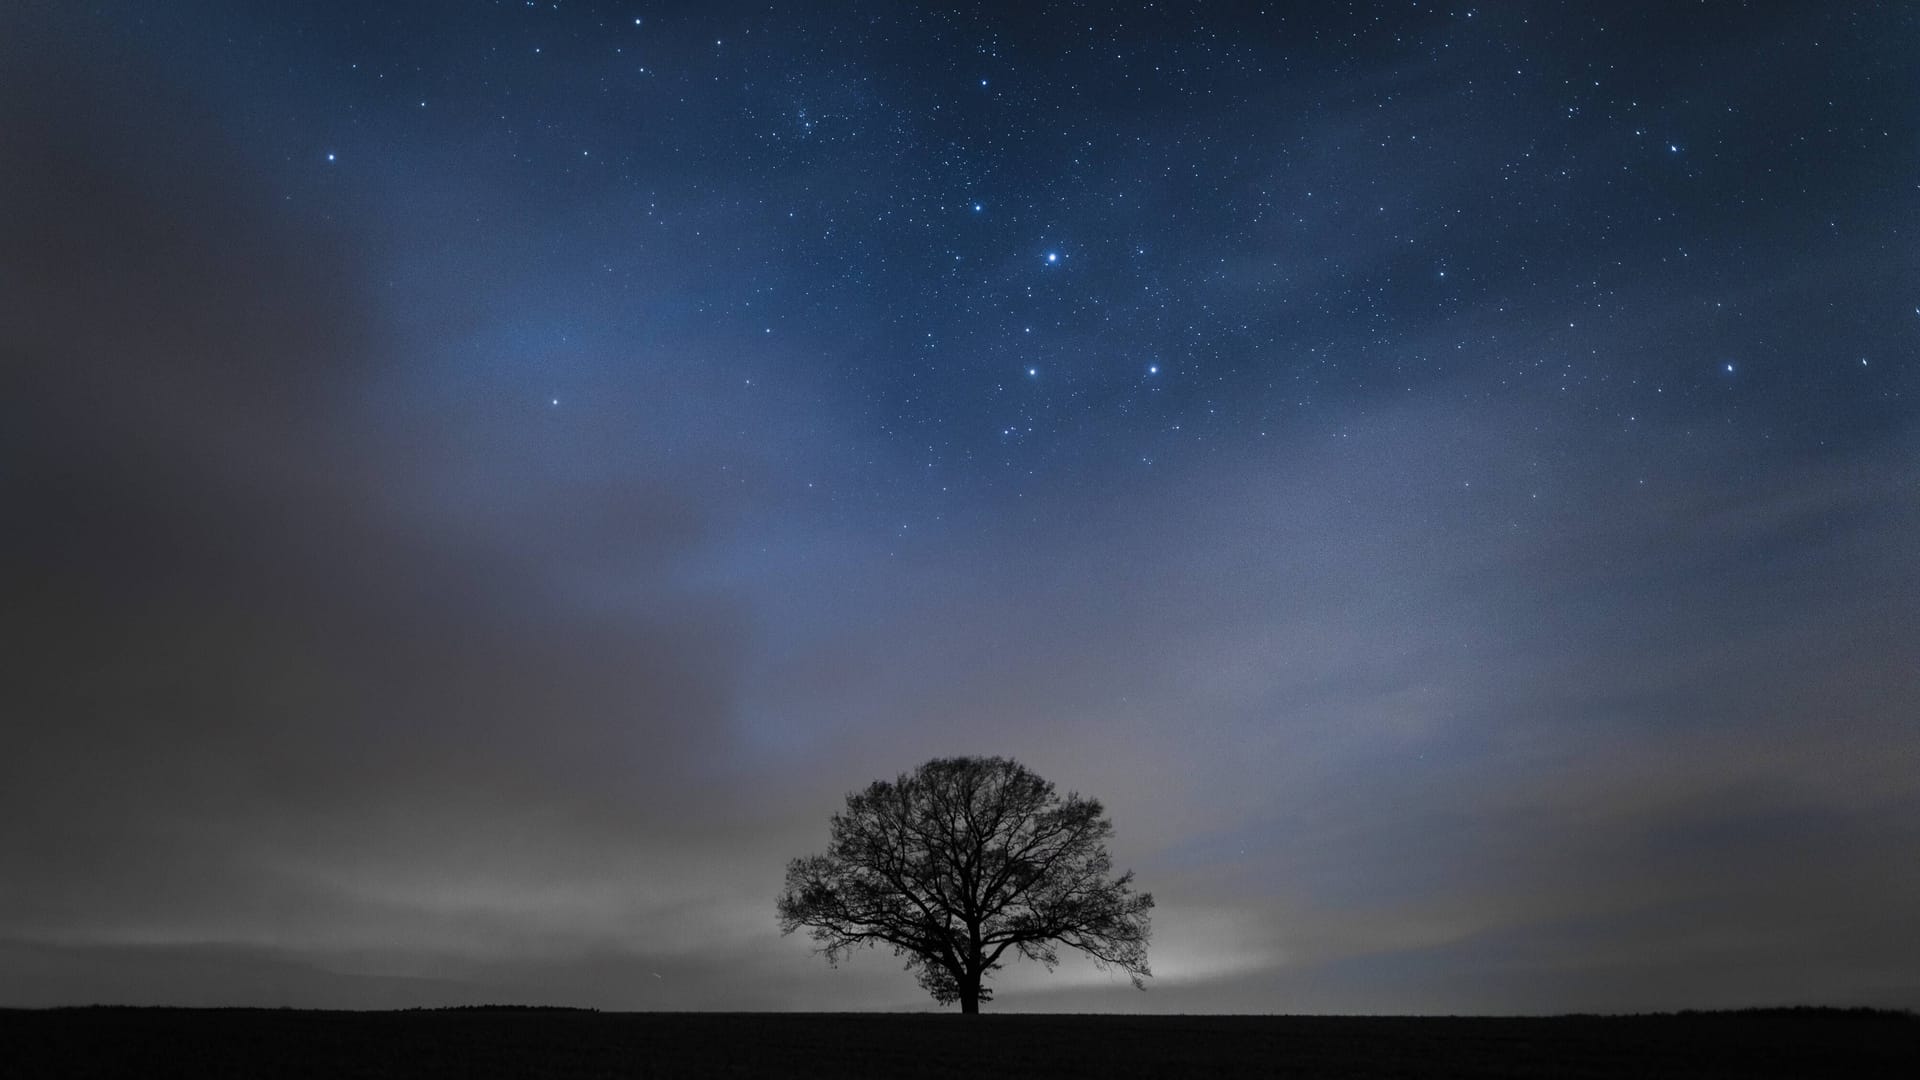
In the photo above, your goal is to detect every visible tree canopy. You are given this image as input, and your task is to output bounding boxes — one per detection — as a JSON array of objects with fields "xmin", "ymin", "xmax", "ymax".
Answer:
[{"xmin": 777, "ymin": 755, "xmax": 1152, "ymax": 1013}]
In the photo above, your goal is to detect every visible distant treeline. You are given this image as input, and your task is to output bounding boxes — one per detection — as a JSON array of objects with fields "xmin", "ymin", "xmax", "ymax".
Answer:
[
  {"xmin": 403, "ymin": 1005, "xmax": 601, "ymax": 1013},
  {"xmin": 1670, "ymin": 1006, "xmax": 1915, "ymax": 1020},
  {"xmin": 7, "ymin": 1004, "xmax": 1911, "ymax": 1018}
]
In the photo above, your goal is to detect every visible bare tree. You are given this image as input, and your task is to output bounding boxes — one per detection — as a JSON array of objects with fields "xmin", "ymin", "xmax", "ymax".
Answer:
[{"xmin": 777, "ymin": 755, "xmax": 1153, "ymax": 1013}]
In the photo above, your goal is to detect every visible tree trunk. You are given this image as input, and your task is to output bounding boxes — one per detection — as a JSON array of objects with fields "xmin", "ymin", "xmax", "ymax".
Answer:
[{"xmin": 958, "ymin": 971, "xmax": 981, "ymax": 1014}]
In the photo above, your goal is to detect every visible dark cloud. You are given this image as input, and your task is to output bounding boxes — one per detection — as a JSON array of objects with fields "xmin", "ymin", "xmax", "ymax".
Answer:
[{"xmin": 0, "ymin": 12, "xmax": 766, "ymax": 1000}]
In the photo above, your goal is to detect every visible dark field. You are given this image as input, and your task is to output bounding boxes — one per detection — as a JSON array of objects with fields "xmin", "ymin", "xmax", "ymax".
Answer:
[{"xmin": 1, "ymin": 1006, "xmax": 1914, "ymax": 1078}]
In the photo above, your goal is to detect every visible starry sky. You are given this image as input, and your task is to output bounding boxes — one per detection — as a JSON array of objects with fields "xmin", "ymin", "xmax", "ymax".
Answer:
[{"xmin": 3, "ymin": 1, "xmax": 1918, "ymax": 1013}]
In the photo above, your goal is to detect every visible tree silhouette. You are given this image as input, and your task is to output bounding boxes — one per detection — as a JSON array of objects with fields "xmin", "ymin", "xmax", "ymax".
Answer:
[{"xmin": 778, "ymin": 755, "xmax": 1153, "ymax": 1013}]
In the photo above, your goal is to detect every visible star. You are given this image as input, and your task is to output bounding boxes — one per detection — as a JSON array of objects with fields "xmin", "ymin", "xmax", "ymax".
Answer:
[
  {"xmin": 1147, "ymin": 365, "xmax": 1159, "ymax": 375},
  {"xmin": 1027, "ymin": 367, "xmax": 1038, "ymax": 377},
  {"xmin": 1045, "ymin": 252, "xmax": 1059, "ymax": 264},
  {"xmin": 325, "ymin": 151, "xmax": 336, "ymax": 162}
]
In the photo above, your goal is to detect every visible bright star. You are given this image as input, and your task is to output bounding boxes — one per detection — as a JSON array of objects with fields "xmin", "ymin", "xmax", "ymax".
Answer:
[
  {"xmin": 550, "ymin": 398, "xmax": 560, "ymax": 406},
  {"xmin": 972, "ymin": 203, "xmax": 983, "ymax": 212},
  {"xmin": 1724, "ymin": 363, "xmax": 1735, "ymax": 373},
  {"xmin": 1045, "ymin": 252, "xmax": 1059, "ymax": 264},
  {"xmin": 325, "ymin": 152, "xmax": 336, "ymax": 162},
  {"xmin": 1148, "ymin": 365, "xmax": 1159, "ymax": 375},
  {"xmin": 1027, "ymin": 367, "xmax": 1037, "ymax": 377}
]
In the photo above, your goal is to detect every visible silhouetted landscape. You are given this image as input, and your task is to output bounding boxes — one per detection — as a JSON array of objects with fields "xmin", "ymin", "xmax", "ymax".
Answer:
[
  {"xmin": 7, "ymin": 0, "xmax": 1920, "ymax": 1058},
  {"xmin": 2, "ymin": 1006, "xmax": 1914, "ymax": 1078}
]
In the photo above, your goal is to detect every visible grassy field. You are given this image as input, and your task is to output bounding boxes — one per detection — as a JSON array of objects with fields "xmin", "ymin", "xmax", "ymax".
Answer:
[{"xmin": 0, "ymin": 1006, "xmax": 1913, "ymax": 1077}]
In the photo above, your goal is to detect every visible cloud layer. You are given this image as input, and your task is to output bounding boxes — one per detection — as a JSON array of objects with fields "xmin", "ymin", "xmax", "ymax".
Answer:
[{"xmin": 3, "ymin": 2, "xmax": 1916, "ymax": 1013}]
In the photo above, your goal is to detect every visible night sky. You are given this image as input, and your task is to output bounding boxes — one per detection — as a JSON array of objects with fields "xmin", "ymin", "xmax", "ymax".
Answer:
[{"xmin": 3, "ymin": 1, "xmax": 1917, "ymax": 1013}]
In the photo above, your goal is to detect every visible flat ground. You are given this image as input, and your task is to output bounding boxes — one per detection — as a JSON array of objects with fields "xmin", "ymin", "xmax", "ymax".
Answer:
[{"xmin": 1, "ymin": 1007, "xmax": 1913, "ymax": 1078}]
